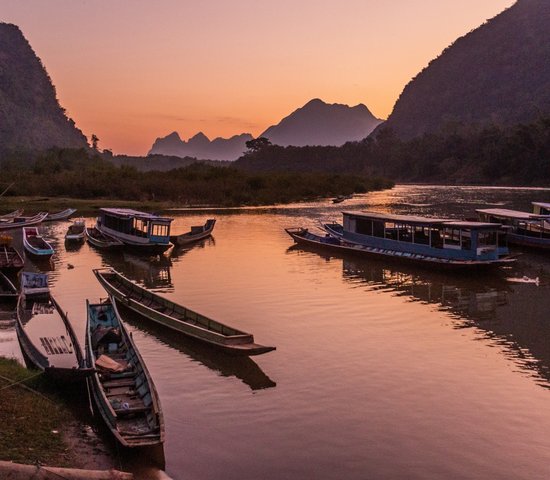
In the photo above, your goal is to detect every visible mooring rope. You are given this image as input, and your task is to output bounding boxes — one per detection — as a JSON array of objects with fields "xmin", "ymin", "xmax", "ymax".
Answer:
[{"xmin": 0, "ymin": 371, "xmax": 54, "ymax": 402}]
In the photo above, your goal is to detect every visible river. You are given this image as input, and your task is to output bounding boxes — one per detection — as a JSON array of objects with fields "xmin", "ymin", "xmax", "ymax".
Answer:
[{"xmin": 2, "ymin": 185, "xmax": 550, "ymax": 479}]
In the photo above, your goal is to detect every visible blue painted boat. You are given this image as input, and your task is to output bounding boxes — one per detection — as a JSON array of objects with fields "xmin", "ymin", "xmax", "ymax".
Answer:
[
  {"xmin": 22, "ymin": 227, "xmax": 54, "ymax": 257},
  {"xmin": 288, "ymin": 211, "xmax": 516, "ymax": 269},
  {"xmin": 477, "ymin": 205, "xmax": 550, "ymax": 250},
  {"xmin": 96, "ymin": 208, "xmax": 173, "ymax": 254}
]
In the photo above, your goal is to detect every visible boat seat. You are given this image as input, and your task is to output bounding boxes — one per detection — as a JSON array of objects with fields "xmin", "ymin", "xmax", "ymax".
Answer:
[
  {"xmin": 103, "ymin": 378, "xmax": 136, "ymax": 389},
  {"xmin": 115, "ymin": 405, "xmax": 149, "ymax": 416},
  {"xmin": 110, "ymin": 371, "xmax": 135, "ymax": 379}
]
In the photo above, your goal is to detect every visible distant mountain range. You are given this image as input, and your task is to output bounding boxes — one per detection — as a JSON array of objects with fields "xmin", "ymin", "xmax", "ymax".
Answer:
[
  {"xmin": 148, "ymin": 131, "xmax": 253, "ymax": 161},
  {"xmin": 261, "ymin": 98, "xmax": 382, "ymax": 147},
  {"xmin": 148, "ymin": 99, "xmax": 382, "ymax": 160},
  {"xmin": 0, "ymin": 23, "xmax": 87, "ymax": 152},
  {"xmin": 380, "ymin": 0, "xmax": 550, "ymax": 138}
]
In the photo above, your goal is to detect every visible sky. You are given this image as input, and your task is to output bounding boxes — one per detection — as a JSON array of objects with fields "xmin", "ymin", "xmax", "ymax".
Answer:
[{"xmin": 2, "ymin": 0, "xmax": 515, "ymax": 155}]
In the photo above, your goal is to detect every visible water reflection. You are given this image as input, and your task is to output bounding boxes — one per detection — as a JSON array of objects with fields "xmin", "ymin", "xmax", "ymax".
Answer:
[
  {"xmin": 168, "ymin": 236, "xmax": 216, "ymax": 263},
  {"xmin": 339, "ymin": 255, "xmax": 550, "ymax": 387},
  {"xmin": 116, "ymin": 303, "xmax": 276, "ymax": 391}
]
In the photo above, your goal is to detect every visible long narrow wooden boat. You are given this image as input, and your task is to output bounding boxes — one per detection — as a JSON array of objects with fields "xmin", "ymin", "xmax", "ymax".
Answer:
[
  {"xmin": 85, "ymin": 298, "xmax": 164, "ymax": 448},
  {"xmin": 169, "ymin": 219, "xmax": 216, "ymax": 246},
  {"xmin": 0, "ymin": 209, "xmax": 24, "ymax": 222},
  {"xmin": 23, "ymin": 227, "xmax": 54, "ymax": 257},
  {"xmin": 0, "ymin": 242, "xmax": 24, "ymax": 275},
  {"xmin": 16, "ymin": 273, "xmax": 90, "ymax": 382},
  {"xmin": 46, "ymin": 208, "xmax": 77, "ymax": 221},
  {"xmin": 65, "ymin": 219, "xmax": 86, "ymax": 242},
  {"xmin": 286, "ymin": 225, "xmax": 516, "ymax": 270},
  {"xmin": 0, "ymin": 271, "xmax": 17, "ymax": 304},
  {"xmin": 93, "ymin": 268, "xmax": 276, "ymax": 356},
  {"xmin": 0, "ymin": 212, "xmax": 48, "ymax": 231},
  {"xmin": 86, "ymin": 226, "xmax": 124, "ymax": 250}
]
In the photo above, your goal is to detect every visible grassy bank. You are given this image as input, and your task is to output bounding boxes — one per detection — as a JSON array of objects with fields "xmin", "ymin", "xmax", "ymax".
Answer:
[{"xmin": 0, "ymin": 357, "xmax": 72, "ymax": 466}]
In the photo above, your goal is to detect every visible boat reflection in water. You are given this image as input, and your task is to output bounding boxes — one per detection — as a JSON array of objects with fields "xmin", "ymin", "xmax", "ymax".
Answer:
[
  {"xmin": 168, "ymin": 236, "xmax": 216, "ymax": 263},
  {"xmin": 339, "ymin": 255, "xmax": 550, "ymax": 385},
  {"xmin": 116, "ymin": 302, "xmax": 276, "ymax": 391},
  {"xmin": 98, "ymin": 251, "xmax": 173, "ymax": 291}
]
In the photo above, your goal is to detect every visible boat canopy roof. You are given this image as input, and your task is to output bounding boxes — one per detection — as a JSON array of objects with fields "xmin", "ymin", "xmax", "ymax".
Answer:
[
  {"xmin": 100, "ymin": 208, "xmax": 173, "ymax": 223},
  {"xmin": 476, "ymin": 208, "xmax": 550, "ymax": 220},
  {"xmin": 343, "ymin": 211, "xmax": 500, "ymax": 229},
  {"xmin": 532, "ymin": 202, "xmax": 550, "ymax": 209}
]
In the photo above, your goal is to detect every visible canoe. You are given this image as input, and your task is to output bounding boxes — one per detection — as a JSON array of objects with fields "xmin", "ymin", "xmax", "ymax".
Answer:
[
  {"xmin": 23, "ymin": 227, "xmax": 54, "ymax": 257},
  {"xmin": 85, "ymin": 298, "xmax": 164, "ymax": 448},
  {"xmin": 46, "ymin": 208, "xmax": 77, "ymax": 221},
  {"xmin": 16, "ymin": 273, "xmax": 89, "ymax": 382},
  {"xmin": 286, "ymin": 227, "xmax": 517, "ymax": 270},
  {"xmin": 65, "ymin": 219, "xmax": 86, "ymax": 241},
  {"xmin": 93, "ymin": 268, "xmax": 276, "ymax": 356},
  {"xmin": 86, "ymin": 226, "xmax": 124, "ymax": 249},
  {"xmin": 169, "ymin": 219, "xmax": 216, "ymax": 246},
  {"xmin": 0, "ymin": 212, "xmax": 48, "ymax": 231},
  {"xmin": 0, "ymin": 243, "xmax": 24, "ymax": 275},
  {"xmin": 0, "ymin": 271, "xmax": 17, "ymax": 303},
  {"xmin": 0, "ymin": 209, "xmax": 24, "ymax": 221}
]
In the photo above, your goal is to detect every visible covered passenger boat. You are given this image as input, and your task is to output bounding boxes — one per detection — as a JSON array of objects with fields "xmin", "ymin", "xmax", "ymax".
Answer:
[
  {"xmin": 16, "ymin": 272, "xmax": 90, "ymax": 382},
  {"xmin": 288, "ymin": 211, "xmax": 516, "ymax": 269},
  {"xmin": 85, "ymin": 298, "xmax": 164, "ymax": 448},
  {"xmin": 96, "ymin": 208, "xmax": 173, "ymax": 254},
  {"xmin": 477, "ymin": 207, "xmax": 550, "ymax": 249},
  {"xmin": 93, "ymin": 268, "xmax": 276, "ymax": 356},
  {"xmin": 169, "ymin": 219, "xmax": 216, "ymax": 246}
]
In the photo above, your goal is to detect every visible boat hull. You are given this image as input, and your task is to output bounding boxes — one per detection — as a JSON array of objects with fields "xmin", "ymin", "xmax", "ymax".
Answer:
[
  {"xmin": 93, "ymin": 268, "xmax": 276, "ymax": 356},
  {"xmin": 286, "ymin": 228, "xmax": 516, "ymax": 271},
  {"xmin": 0, "ymin": 245, "xmax": 24, "ymax": 275},
  {"xmin": 85, "ymin": 299, "xmax": 164, "ymax": 448},
  {"xmin": 170, "ymin": 219, "xmax": 216, "ymax": 246},
  {"xmin": 0, "ymin": 212, "xmax": 48, "ymax": 231},
  {"xmin": 23, "ymin": 228, "xmax": 54, "ymax": 257}
]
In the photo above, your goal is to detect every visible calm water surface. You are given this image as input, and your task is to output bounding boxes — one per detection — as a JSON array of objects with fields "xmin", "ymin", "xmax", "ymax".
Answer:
[{"xmin": 3, "ymin": 185, "xmax": 550, "ymax": 479}]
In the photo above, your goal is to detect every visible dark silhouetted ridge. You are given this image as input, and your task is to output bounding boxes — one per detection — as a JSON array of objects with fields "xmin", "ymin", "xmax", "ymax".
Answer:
[
  {"xmin": 0, "ymin": 23, "xmax": 87, "ymax": 152},
  {"xmin": 381, "ymin": 0, "xmax": 550, "ymax": 138}
]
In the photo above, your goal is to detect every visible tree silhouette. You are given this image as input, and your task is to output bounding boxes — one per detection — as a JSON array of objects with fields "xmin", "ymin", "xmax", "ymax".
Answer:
[{"xmin": 91, "ymin": 134, "xmax": 99, "ymax": 150}]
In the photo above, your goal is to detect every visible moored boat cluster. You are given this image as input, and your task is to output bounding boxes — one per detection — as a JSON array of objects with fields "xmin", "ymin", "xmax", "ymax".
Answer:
[{"xmin": 0, "ymin": 206, "xmax": 277, "ymax": 455}]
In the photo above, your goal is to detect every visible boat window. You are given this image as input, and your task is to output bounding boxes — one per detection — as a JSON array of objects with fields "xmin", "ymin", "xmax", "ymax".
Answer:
[
  {"xmin": 443, "ymin": 228, "xmax": 461, "ymax": 247},
  {"xmin": 132, "ymin": 218, "xmax": 149, "ymax": 238},
  {"xmin": 152, "ymin": 224, "xmax": 168, "ymax": 237},
  {"xmin": 372, "ymin": 221, "xmax": 384, "ymax": 237},
  {"xmin": 478, "ymin": 231, "xmax": 497, "ymax": 247},
  {"xmin": 356, "ymin": 218, "xmax": 373, "ymax": 236},
  {"xmin": 413, "ymin": 226, "xmax": 429, "ymax": 245},
  {"xmin": 384, "ymin": 222, "xmax": 397, "ymax": 240},
  {"xmin": 396, "ymin": 223, "xmax": 413, "ymax": 242}
]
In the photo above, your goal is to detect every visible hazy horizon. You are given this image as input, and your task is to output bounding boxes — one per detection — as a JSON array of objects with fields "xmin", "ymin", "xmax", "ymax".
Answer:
[{"xmin": 2, "ymin": 0, "xmax": 515, "ymax": 155}]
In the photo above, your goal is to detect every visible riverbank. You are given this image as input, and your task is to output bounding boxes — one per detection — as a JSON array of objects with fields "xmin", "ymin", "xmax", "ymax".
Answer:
[{"xmin": 0, "ymin": 357, "xmax": 115, "ymax": 470}]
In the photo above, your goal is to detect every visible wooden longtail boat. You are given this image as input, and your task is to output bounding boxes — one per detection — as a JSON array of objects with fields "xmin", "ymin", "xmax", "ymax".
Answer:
[
  {"xmin": 85, "ymin": 298, "xmax": 164, "ymax": 448},
  {"xmin": 23, "ymin": 227, "xmax": 55, "ymax": 257},
  {"xmin": 46, "ymin": 208, "xmax": 77, "ymax": 221},
  {"xmin": 65, "ymin": 219, "xmax": 86, "ymax": 241},
  {"xmin": 16, "ymin": 273, "xmax": 90, "ymax": 382},
  {"xmin": 0, "ymin": 271, "xmax": 17, "ymax": 303},
  {"xmin": 0, "ymin": 209, "xmax": 24, "ymax": 221},
  {"xmin": 85, "ymin": 226, "xmax": 124, "ymax": 249},
  {"xmin": 0, "ymin": 212, "xmax": 48, "ymax": 231},
  {"xmin": 0, "ymin": 242, "xmax": 24, "ymax": 275},
  {"xmin": 93, "ymin": 268, "xmax": 276, "ymax": 356},
  {"xmin": 169, "ymin": 219, "xmax": 216, "ymax": 246}
]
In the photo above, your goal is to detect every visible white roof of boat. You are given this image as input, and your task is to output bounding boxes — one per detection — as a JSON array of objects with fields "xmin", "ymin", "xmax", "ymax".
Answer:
[
  {"xmin": 343, "ymin": 211, "xmax": 500, "ymax": 229},
  {"xmin": 476, "ymin": 208, "xmax": 550, "ymax": 220},
  {"xmin": 532, "ymin": 202, "xmax": 550, "ymax": 209},
  {"xmin": 100, "ymin": 208, "xmax": 172, "ymax": 222}
]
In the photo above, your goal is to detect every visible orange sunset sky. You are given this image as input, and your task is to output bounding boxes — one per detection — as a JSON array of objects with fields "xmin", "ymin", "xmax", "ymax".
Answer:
[{"xmin": 3, "ymin": 0, "xmax": 514, "ymax": 156}]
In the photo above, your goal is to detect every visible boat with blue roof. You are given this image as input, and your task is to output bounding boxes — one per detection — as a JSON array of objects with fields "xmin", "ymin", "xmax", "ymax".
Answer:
[
  {"xmin": 287, "ymin": 211, "xmax": 516, "ymax": 270},
  {"xmin": 96, "ymin": 208, "xmax": 173, "ymax": 254}
]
